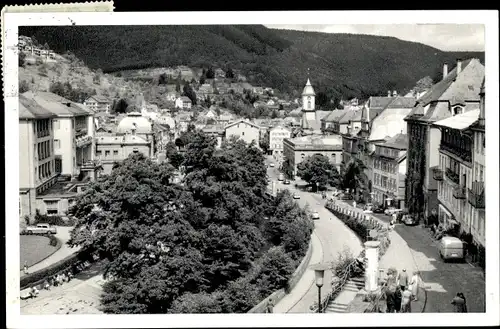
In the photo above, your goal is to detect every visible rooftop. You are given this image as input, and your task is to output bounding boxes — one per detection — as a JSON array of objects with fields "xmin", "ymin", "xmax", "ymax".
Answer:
[
  {"xmin": 37, "ymin": 177, "xmax": 91, "ymax": 198},
  {"xmin": 432, "ymin": 109, "xmax": 480, "ymax": 131},
  {"xmin": 377, "ymin": 133, "xmax": 409, "ymax": 150},
  {"xmin": 19, "ymin": 94, "xmax": 56, "ymax": 120},
  {"xmin": 96, "ymin": 134, "xmax": 150, "ymax": 144},
  {"xmin": 22, "ymin": 91, "xmax": 91, "ymax": 117},
  {"xmin": 286, "ymin": 134, "xmax": 343, "ymax": 150}
]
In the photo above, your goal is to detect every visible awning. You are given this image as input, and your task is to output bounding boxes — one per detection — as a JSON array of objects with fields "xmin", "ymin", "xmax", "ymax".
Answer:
[{"xmin": 433, "ymin": 109, "xmax": 480, "ymax": 131}]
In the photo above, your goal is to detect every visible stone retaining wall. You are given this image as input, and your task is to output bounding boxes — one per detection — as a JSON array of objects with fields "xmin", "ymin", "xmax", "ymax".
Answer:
[{"xmin": 248, "ymin": 238, "xmax": 313, "ymax": 313}]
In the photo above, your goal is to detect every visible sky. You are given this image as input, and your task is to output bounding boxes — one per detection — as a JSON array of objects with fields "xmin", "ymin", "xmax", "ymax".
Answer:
[{"xmin": 264, "ymin": 24, "xmax": 485, "ymax": 52}]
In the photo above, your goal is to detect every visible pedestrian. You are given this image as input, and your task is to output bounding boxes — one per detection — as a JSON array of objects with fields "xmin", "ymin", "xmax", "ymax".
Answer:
[
  {"xmin": 43, "ymin": 279, "xmax": 50, "ymax": 290},
  {"xmin": 451, "ymin": 292, "xmax": 466, "ymax": 312},
  {"xmin": 67, "ymin": 270, "xmax": 74, "ymax": 282},
  {"xmin": 459, "ymin": 293, "xmax": 468, "ymax": 313},
  {"xmin": 394, "ymin": 286, "xmax": 402, "ymax": 313},
  {"xmin": 385, "ymin": 283, "xmax": 396, "ymax": 313},
  {"xmin": 266, "ymin": 298, "xmax": 274, "ymax": 313},
  {"xmin": 23, "ymin": 261, "xmax": 29, "ymax": 275},
  {"xmin": 52, "ymin": 275, "xmax": 59, "ymax": 287},
  {"xmin": 353, "ymin": 201, "xmax": 357, "ymax": 209},
  {"xmin": 29, "ymin": 286, "xmax": 39, "ymax": 298},
  {"xmin": 401, "ymin": 288, "xmax": 412, "ymax": 313},
  {"xmin": 409, "ymin": 271, "xmax": 421, "ymax": 301},
  {"xmin": 397, "ymin": 269, "xmax": 409, "ymax": 291}
]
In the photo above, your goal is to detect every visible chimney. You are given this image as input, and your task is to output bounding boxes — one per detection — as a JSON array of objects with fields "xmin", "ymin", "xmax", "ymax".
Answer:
[
  {"xmin": 387, "ymin": 90, "xmax": 391, "ymax": 97},
  {"xmin": 393, "ymin": 90, "xmax": 398, "ymax": 97},
  {"xmin": 443, "ymin": 63, "xmax": 448, "ymax": 79},
  {"xmin": 456, "ymin": 58, "xmax": 462, "ymax": 74}
]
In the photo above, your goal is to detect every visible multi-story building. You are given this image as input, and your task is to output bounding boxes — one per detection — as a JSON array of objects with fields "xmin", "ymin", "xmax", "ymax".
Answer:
[
  {"xmin": 202, "ymin": 124, "xmax": 225, "ymax": 148},
  {"xmin": 175, "ymin": 96, "xmax": 192, "ymax": 109},
  {"xmin": 433, "ymin": 109, "xmax": 478, "ymax": 236},
  {"xmin": 404, "ymin": 58, "xmax": 484, "ymax": 222},
  {"xmin": 371, "ymin": 134, "xmax": 408, "ymax": 208},
  {"xmin": 224, "ymin": 119, "xmax": 261, "ymax": 147},
  {"xmin": 22, "ymin": 91, "xmax": 96, "ymax": 180},
  {"xmin": 469, "ymin": 78, "xmax": 485, "ymax": 254},
  {"xmin": 269, "ymin": 125, "xmax": 291, "ymax": 163},
  {"xmin": 19, "ymin": 94, "xmax": 57, "ymax": 217},
  {"xmin": 282, "ymin": 135, "xmax": 343, "ymax": 179},
  {"xmin": 83, "ymin": 95, "xmax": 111, "ymax": 113},
  {"xmin": 321, "ymin": 110, "xmax": 362, "ymax": 136}
]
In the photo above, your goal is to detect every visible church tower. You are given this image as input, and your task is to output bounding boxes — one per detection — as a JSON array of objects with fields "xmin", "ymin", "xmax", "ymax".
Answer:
[{"xmin": 301, "ymin": 76, "xmax": 316, "ymax": 124}]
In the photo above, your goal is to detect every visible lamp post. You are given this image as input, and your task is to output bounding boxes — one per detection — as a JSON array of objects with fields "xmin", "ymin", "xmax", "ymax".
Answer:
[{"xmin": 310, "ymin": 263, "xmax": 328, "ymax": 313}]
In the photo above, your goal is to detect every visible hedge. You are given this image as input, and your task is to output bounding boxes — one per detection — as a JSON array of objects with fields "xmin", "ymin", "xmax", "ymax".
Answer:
[{"xmin": 20, "ymin": 249, "xmax": 96, "ymax": 290}]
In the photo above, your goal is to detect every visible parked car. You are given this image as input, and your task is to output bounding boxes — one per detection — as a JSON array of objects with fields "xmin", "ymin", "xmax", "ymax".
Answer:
[
  {"xmin": 339, "ymin": 193, "xmax": 353, "ymax": 200},
  {"xmin": 439, "ymin": 236, "xmax": 465, "ymax": 262},
  {"xmin": 269, "ymin": 163, "xmax": 275, "ymax": 167},
  {"xmin": 293, "ymin": 193, "xmax": 300, "ymax": 199},
  {"xmin": 23, "ymin": 223, "xmax": 57, "ymax": 235},
  {"xmin": 278, "ymin": 173, "xmax": 284, "ymax": 181},
  {"xmin": 311, "ymin": 211, "xmax": 320, "ymax": 220},
  {"xmin": 402, "ymin": 214, "xmax": 418, "ymax": 226},
  {"xmin": 283, "ymin": 180, "xmax": 291, "ymax": 185},
  {"xmin": 373, "ymin": 205, "xmax": 385, "ymax": 214}
]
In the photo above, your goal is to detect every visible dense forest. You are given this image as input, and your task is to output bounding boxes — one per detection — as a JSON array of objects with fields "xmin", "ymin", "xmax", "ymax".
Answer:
[{"xmin": 20, "ymin": 25, "xmax": 484, "ymax": 101}]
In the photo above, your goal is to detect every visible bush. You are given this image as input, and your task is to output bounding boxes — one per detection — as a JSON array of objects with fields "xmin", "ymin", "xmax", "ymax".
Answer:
[
  {"xmin": 254, "ymin": 246, "xmax": 295, "ymax": 296},
  {"xmin": 33, "ymin": 210, "xmax": 75, "ymax": 226},
  {"xmin": 48, "ymin": 234, "xmax": 59, "ymax": 247},
  {"xmin": 20, "ymin": 249, "xmax": 94, "ymax": 289}
]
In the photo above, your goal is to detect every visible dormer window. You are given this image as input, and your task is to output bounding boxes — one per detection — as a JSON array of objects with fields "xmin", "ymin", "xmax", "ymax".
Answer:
[{"xmin": 453, "ymin": 105, "xmax": 464, "ymax": 115}]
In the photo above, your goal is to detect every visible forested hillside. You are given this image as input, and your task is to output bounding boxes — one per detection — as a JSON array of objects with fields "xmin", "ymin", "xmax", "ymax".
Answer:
[{"xmin": 20, "ymin": 25, "xmax": 484, "ymax": 101}]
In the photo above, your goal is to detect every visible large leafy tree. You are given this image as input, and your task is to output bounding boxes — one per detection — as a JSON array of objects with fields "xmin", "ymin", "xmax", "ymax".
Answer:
[
  {"xmin": 341, "ymin": 158, "xmax": 370, "ymax": 201},
  {"xmin": 296, "ymin": 154, "xmax": 340, "ymax": 191}
]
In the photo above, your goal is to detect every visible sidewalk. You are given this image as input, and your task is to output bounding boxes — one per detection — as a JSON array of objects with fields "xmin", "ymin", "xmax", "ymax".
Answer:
[
  {"xmin": 21, "ymin": 226, "xmax": 81, "ymax": 277},
  {"xmin": 274, "ymin": 231, "xmax": 323, "ymax": 313}
]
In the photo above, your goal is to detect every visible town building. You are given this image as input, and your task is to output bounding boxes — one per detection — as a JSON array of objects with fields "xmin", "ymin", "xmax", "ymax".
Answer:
[
  {"xmin": 269, "ymin": 125, "xmax": 291, "ymax": 164},
  {"xmin": 404, "ymin": 58, "xmax": 484, "ymax": 222},
  {"xmin": 83, "ymin": 95, "xmax": 111, "ymax": 113},
  {"xmin": 224, "ymin": 119, "xmax": 261, "ymax": 148},
  {"xmin": 433, "ymin": 109, "xmax": 479, "ymax": 238},
  {"xmin": 19, "ymin": 94, "xmax": 57, "ymax": 217},
  {"xmin": 95, "ymin": 112, "xmax": 154, "ymax": 175},
  {"xmin": 175, "ymin": 96, "xmax": 192, "ymax": 109},
  {"xmin": 299, "ymin": 78, "xmax": 330, "ymax": 135},
  {"xmin": 22, "ymin": 91, "xmax": 96, "ymax": 179},
  {"xmin": 202, "ymin": 124, "xmax": 225, "ymax": 148},
  {"xmin": 468, "ymin": 78, "xmax": 485, "ymax": 259},
  {"xmin": 282, "ymin": 135, "xmax": 343, "ymax": 179},
  {"xmin": 321, "ymin": 109, "xmax": 362, "ymax": 136},
  {"xmin": 371, "ymin": 133, "xmax": 408, "ymax": 208}
]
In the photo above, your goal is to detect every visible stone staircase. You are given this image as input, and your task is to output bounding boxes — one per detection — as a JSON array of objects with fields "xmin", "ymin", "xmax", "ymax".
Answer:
[{"xmin": 325, "ymin": 277, "xmax": 365, "ymax": 313}]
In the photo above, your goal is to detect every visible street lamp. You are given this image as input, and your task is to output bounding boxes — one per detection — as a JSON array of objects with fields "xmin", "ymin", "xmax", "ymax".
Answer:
[{"xmin": 310, "ymin": 263, "xmax": 329, "ymax": 313}]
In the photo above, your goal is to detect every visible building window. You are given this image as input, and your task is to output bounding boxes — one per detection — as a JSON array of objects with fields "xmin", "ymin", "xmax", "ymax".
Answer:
[
  {"xmin": 105, "ymin": 150, "xmax": 110, "ymax": 157},
  {"xmin": 54, "ymin": 139, "xmax": 60, "ymax": 150},
  {"xmin": 331, "ymin": 154, "xmax": 336, "ymax": 163},
  {"xmin": 45, "ymin": 200, "xmax": 59, "ymax": 215},
  {"xmin": 113, "ymin": 150, "xmax": 119, "ymax": 156},
  {"xmin": 242, "ymin": 131, "xmax": 245, "ymax": 136},
  {"xmin": 96, "ymin": 150, "xmax": 102, "ymax": 156},
  {"xmin": 453, "ymin": 106, "xmax": 463, "ymax": 115}
]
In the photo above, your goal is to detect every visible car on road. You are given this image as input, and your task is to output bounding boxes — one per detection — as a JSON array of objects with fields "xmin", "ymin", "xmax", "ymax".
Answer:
[
  {"xmin": 384, "ymin": 207, "xmax": 404, "ymax": 216},
  {"xmin": 439, "ymin": 236, "xmax": 465, "ymax": 262},
  {"xmin": 311, "ymin": 211, "xmax": 320, "ymax": 220},
  {"xmin": 402, "ymin": 214, "xmax": 418, "ymax": 226},
  {"xmin": 283, "ymin": 180, "xmax": 291, "ymax": 185},
  {"xmin": 338, "ymin": 193, "xmax": 353, "ymax": 200},
  {"xmin": 23, "ymin": 223, "xmax": 57, "ymax": 235},
  {"xmin": 278, "ymin": 173, "xmax": 284, "ymax": 181},
  {"xmin": 293, "ymin": 193, "xmax": 300, "ymax": 199},
  {"xmin": 373, "ymin": 205, "xmax": 385, "ymax": 214},
  {"xmin": 269, "ymin": 163, "xmax": 275, "ymax": 167}
]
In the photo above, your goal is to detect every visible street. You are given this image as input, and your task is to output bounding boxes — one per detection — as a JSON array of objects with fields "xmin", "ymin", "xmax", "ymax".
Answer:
[
  {"xmin": 266, "ymin": 160, "xmax": 363, "ymax": 312},
  {"xmin": 341, "ymin": 198, "xmax": 485, "ymax": 312}
]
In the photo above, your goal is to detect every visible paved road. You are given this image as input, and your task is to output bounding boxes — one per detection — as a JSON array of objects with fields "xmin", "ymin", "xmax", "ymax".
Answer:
[
  {"xmin": 266, "ymin": 163, "xmax": 363, "ymax": 313},
  {"xmin": 343, "ymin": 200, "xmax": 486, "ymax": 313},
  {"xmin": 21, "ymin": 226, "xmax": 81, "ymax": 277}
]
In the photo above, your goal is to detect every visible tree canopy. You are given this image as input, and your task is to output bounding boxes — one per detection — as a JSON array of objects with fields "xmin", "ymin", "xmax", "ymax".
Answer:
[
  {"xmin": 296, "ymin": 154, "xmax": 340, "ymax": 190},
  {"xmin": 67, "ymin": 131, "xmax": 312, "ymax": 314}
]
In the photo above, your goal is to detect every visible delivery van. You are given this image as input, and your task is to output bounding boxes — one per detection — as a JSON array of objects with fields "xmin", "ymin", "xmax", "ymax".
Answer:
[{"xmin": 439, "ymin": 236, "xmax": 464, "ymax": 262}]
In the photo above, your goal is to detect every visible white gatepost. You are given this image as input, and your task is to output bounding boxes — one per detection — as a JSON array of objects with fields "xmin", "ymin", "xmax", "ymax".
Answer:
[{"xmin": 364, "ymin": 240, "xmax": 381, "ymax": 292}]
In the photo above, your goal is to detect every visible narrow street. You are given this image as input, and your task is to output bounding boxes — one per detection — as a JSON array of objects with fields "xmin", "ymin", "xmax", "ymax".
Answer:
[
  {"xmin": 344, "ymin": 200, "xmax": 485, "ymax": 312},
  {"xmin": 266, "ymin": 161, "xmax": 363, "ymax": 313}
]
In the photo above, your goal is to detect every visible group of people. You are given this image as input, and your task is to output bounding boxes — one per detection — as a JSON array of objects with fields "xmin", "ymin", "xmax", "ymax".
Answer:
[
  {"xmin": 44, "ymin": 271, "xmax": 74, "ymax": 290},
  {"xmin": 385, "ymin": 269, "xmax": 422, "ymax": 313}
]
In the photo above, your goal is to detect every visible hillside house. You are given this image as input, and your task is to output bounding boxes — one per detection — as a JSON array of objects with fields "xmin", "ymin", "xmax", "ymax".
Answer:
[
  {"xmin": 224, "ymin": 119, "xmax": 261, "ymax": 148},
  {"xmin": 84, "ymin": 95, "xmax": 111, "ymax": 113},
  {"xmin": 175, "ymin": 96, "xmax": 192, "ymax": 109},
  {"xmin": 252, "ymin": 87, "xmax": 264, "ymax": 95}
]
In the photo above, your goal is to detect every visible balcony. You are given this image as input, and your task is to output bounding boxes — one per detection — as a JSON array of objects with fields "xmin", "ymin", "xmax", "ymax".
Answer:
[
  {"xmin": 37, "ymin": 130, "xmax": 50, "ymax": 138},
  {"xmin": 468, "ymin": 181, "xmax": 485, "ymax": 209},
  {"xmin": 75, "ymin": 127, "xmax": 88, "ymax": 137},
  {"xmin": 453, "ymin": 185, "xmax": 466, "ymax": 199},
  {"xmin": 76, "ymin": 135, "xmax": 93, "ymax": 148},
  {"xmin": 440, "ymin": 142, "xmax": 472, "ymax": 163},
  {"xmin": 80, "ymin": 159, "xmax": 102, "ymax": 170},
  {"xmin": 432, "ymin": 166, "xmax": 443, "ymax": 181},
  {"xmin": 445, "ymin": 168, "xmax": 460, "ymax": 184}
]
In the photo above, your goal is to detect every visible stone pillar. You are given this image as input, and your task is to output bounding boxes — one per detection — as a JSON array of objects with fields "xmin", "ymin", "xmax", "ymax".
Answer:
[{"xmin": 364, "ymin": 240, "xmax": 381, "ymax": 292}]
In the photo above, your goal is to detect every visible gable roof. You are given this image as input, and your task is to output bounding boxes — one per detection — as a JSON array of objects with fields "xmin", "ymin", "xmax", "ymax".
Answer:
[
  {"xmin": 338, "ymin": 110, "xmax": 362, "ymax": 124},
  {"xmin": 19, "ymin": 94, "xmax": 56, "ymax": 120},
  {"xmin": 322, "ymin": 110, "xmax": 347, "ymax": 122},
  {"xmin": 406, "ymin": 58, "xmax": 484, "ymax": 122},
  {"xmin": 179, "ymin": 96, "xmax": 192, "ymax": 103},
  {"xmin": 224, "ymin": 119, "xmax": 260, "ymax": 130},
  {"xmin": 85, "ymin": 95, "xmax": 110, "ymax": 103},
  {"xmin": 22, "ymin": 91, "xmax": 91, "ymax": 117},
  {"xmin": 377, "ymin": 133, "xmax": 408, "ymax": 150}
]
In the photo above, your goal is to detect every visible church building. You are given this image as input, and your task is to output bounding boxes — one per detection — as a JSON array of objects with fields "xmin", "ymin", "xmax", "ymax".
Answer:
[{"xmin": 282, "ymin": 77, "xmax": 343, "ymax": 179}]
